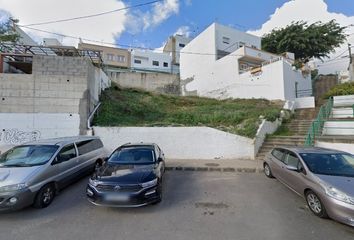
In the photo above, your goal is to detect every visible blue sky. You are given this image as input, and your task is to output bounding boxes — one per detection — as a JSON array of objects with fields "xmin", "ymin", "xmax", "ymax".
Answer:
[
  {"xmin": 118, "ymin": 0, "xmax": 354, "ymax": 49},
  {"xmin": 0, "ymin": 0, "xmax": 353, "ymax": 50}
]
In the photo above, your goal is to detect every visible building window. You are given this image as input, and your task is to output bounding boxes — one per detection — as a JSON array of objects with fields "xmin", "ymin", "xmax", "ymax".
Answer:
[
  {"xmin": 116, "ymin": 55, "xmax": 126, "ymax": 62},
  {"xmin": 134, "ymin": 59, "xmax": 142, "ymax": 64},
  {"xmin": 222, "ymin": 37, "xmax": 230, "ymax": 44},
  {"xmin": 251, "ymin": 45, "xmax": 257, "ymax": 49},
  {"xmin": 239, "ymin": 63, "xmax": 249, "ymax": 71},
  {"xmin": 179, "ymin": 43, "xmax": 185, "ymax": 48},
  {"xmin": 106, "ymin": 53, "xmax": 114, "ymax": 61},
  {"xmin": 163, "ymin": 62, "xmax": 168, "ymax": 67},
  {"xmin": 152, "ymin": 60, "xmax": 159, "ymax": 66}
]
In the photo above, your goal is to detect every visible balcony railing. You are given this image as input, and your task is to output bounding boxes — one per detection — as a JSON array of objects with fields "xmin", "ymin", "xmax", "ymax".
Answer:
[{"xmin": 0, "ymin": 43, "xmax": 103, "ymax": 66}]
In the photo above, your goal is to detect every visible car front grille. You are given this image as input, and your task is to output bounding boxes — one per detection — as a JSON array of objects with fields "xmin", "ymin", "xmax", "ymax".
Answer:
[{"xmin": 96, "ymin": 184, "xmax": 142, "ymax": 192}]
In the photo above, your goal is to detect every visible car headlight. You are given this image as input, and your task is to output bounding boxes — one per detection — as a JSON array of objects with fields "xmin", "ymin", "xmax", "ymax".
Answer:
[
  {"xmin": 88, "ymin": 178, "xmax": 98, "ymax": 187},
  {"xmin": 141, "ymin": 178, "xmax": 158, "ymax": 188},
  {"xmin": 324, "ymin": 186, "xmax": 354, "ymax": 205},
  {"xmin": 0, "ymin": 183, "xmax": 27, "ymax": 193}
]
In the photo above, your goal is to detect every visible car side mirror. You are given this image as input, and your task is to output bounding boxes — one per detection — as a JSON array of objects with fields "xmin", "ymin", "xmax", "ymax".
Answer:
[
  {"xmin": 286, "ymin": 165, "xmax": 298, "ymax": 172},
  {"xmin": 52, "ymin": 157, "xmax": 61, "ymax": 165},
  {"xmin": 157, "ymin": 157, "xmax": 163, "ymax": 162},
  {"xmin": 298, "ymin": 165, "xmax": 306, "ymax": 174}
]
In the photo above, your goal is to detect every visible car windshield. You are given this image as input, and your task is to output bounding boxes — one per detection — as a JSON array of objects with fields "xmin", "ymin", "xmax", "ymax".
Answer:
[
  {"xmin": 0, "ymin": 145, "xmax": 59, "ymax": 167},
  {"xmin": 108, "ymin": 147, "xmax": 155, "ymax": 165},
  {"xmin": 300, "ymin": 153, "xmax": 354, "ymax": 177}
]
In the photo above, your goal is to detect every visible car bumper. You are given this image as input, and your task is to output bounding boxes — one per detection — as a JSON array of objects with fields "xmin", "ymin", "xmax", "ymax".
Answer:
[
  {"xmin": 86, "ymin": 184, "xmax": 160, "ymax": 208},
  {"xmin": 322, "ymin": 194, "xmax": 354, "ymax": 227},
  {"xmin": 0, "ymin": 189, "xmax": 36, "ymax": 212}
]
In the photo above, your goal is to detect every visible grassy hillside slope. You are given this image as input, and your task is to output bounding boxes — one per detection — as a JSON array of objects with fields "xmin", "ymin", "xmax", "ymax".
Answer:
[{"xmin": 94, "ymin": 86, "xmax": 282, "ymax": 138}]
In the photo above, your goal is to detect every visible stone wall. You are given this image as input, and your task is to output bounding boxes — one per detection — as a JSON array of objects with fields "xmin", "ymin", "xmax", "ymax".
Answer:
[
  {"xmin": 111, "ymin": 71, "xmax": 180, "ymax": 95},
  {"xmin": 0, "ymin": 55, "xmax": 100, "ymax": 134}
]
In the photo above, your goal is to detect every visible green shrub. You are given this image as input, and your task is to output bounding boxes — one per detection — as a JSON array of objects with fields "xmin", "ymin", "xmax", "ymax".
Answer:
[{"xmin": 324, "ymin": 82, "xmax": 354, "ymax": 99}]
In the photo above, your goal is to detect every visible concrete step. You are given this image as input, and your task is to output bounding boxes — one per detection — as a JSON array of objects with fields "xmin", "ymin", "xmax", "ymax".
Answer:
[
  {"xmin": 317, "ymin": 135, "xmax": 354, "ymax": 144},
  {"xmin": 327, "ymin": 118, "xmax": 354, "ymax": 121},
  {"xmin": 264, "ymin": 138, "xmax": 305, "ymax": 142},
  {"xmin": 263, "ymin": 142, "xmax": 305, "ymax": 146},
  {"xmin": 268, "ymin": 136, "xmax": 306, "ymax": 140}
]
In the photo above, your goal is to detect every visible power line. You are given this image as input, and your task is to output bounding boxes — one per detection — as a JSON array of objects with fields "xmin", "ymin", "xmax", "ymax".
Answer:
[
  {"xmin": 317, "ymin": 57, "xmax": 348, "ymax": 67},
  {"xmin": 318, "ymin": 49, "xmax": 349, "ymax": 64},
  {"xmin": 18, "ymin": 25, "xmax": 244, "ymax": 57},
  {"xmin": 21, "ymin": 0, "xmax": 162, "ymax": 27}
]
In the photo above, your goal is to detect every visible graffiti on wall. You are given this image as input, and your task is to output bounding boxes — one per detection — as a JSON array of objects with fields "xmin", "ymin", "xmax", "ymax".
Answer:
[{"xmin": 0, "ymin": 129, "xmax": 41, "ymax": 145}]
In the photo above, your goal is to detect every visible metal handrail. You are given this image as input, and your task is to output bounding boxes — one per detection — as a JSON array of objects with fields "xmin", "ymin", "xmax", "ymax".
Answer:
[
  {"xmin": 87, "ymin": 102, "xmax": 101, "ymax": 130},
  {"xmin": 304, "ymin": 97, "xmax": 333, "ymax": 146}
]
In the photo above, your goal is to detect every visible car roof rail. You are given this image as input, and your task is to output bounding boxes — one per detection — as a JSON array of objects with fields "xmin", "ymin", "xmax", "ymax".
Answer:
[{"xmin": 121, "ymin": 142, "xmax": 131, "ymax": 146}]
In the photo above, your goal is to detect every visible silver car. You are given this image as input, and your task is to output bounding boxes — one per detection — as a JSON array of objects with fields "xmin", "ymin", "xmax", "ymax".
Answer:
[
  {"xmin": 0, "ymin": 136, "xmax": 108, "ymax": 211},
  {"xmin": 263, "ymin": 147, "xmax": 354, "ymax": 227}
]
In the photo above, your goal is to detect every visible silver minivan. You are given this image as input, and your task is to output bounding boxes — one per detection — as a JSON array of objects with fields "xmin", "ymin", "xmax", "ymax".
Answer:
[{"xmin": 0, "ymin": 136, "xmax": 108, "ymax": 211}]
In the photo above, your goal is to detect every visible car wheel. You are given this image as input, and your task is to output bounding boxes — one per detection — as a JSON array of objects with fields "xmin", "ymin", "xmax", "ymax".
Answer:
[
  {"xmin": 264, "ymin": 163, "xmax": 274, "ymax": 178},
  {"xmin": 305, "ymin": 190, "xmax": 328, "ymax": 218},
  {"xmin": 33, "ymin": 183, "xmax": 56, "ymax": 209}
]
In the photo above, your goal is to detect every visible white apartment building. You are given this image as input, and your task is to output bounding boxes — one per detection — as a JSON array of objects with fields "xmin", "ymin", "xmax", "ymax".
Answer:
[
  {"xmin": 130, "ymin": 49, "xmax": 172, "ymax": 73},
  {"xmin": 163, "ymin": 34, "xmax": 192, "ymax": 73},
  {"xmin": 180, "ymin": 23, "xmax": 312, "ymax": 101}
]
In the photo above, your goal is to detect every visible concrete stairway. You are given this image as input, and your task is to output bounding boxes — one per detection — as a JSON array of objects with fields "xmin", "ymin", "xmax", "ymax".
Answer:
[
  {"xmin": 256, "ymin": 109, "xmax": 317, "ymax": 160},
  {"xmin": 282, "ymin": 119, "xmax": 313, "ymax": 135},
  {"xmin": 256, "ymin": 136, "xmax": 307, "ymax": 160}
]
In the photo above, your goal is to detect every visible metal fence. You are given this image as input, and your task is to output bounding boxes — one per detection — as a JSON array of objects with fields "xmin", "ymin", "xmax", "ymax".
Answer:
[{"xmin": 305, "ymin": 97, "xmax": 333, "ymax": 146}]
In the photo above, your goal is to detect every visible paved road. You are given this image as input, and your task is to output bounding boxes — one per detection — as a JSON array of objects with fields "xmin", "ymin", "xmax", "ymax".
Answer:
[{"xmin": 0, "ymin": 171, "xmax": 353, "ymax": 240}]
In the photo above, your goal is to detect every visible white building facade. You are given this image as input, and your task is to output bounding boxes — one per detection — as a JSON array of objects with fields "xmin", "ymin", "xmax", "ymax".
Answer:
[
  {"xmin": 130, "ymin": 49, "xmax": 172, "ymax": 73},
  {"xmin": 163, "ymin": 34, "xmax": 192, "ymax": 73},
  {"xmin": 180, "ymin": 23, "xmax": 312, "ymax": 101}
]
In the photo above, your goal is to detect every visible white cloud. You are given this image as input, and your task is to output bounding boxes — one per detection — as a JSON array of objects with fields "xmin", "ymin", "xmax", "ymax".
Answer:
[
  {"xmin": 0, "ymin": 0, "xmax": 127, "ymax": 47},
  {"xmin": 126, "ymin": 0, "xmax": 179, "ymax": 34},
  {"xmin": 174, "ymin": 25, "xmax": 192, "ymax": 37},
  {"xmin": 248, "ymin": 0, "xmax": 354, "ymax": 74}
]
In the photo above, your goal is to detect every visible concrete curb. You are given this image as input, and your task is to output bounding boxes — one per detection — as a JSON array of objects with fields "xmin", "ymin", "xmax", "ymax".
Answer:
[{"xmin": 165, "ymin": 166, "xmax": 263, "ymax": 173}]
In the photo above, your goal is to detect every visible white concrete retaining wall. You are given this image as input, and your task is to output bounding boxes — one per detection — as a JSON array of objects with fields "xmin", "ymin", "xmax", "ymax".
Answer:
[
  {"xmin": 0, "ymin": 113, "xmax": 80, "ymax": 146},
  {"xmin": 323, "ymin": 121, "xmax": 354, "ymax": 135},
  {"xmin": 254, "ymin": 119, "xmax": 281, "ymax": 156},
  {"xmin": 283, "ymin": 100, "xmax": 296, "ymax": 112},
  {"xmin": 333, "ymin": 95, "xmax": 354, "ymax": 107},
  {"xmin": 295, "ymin": 97, "xmax": 315, "ymax": 109},
  {"xmin": 332, "ymin": 107, "xmax": 353, "ymax": 118},
  {"xmin": 316, "ymin": 141, "xmax": 354, "ymax": 155},
  {"xmin": 93, "ymin": 127, "xmax": 255, "ymax": 160}
]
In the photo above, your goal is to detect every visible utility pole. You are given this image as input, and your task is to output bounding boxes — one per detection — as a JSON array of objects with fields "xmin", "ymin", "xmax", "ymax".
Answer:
[{"xmin": 349, "ymin": 43, "xmax": 352, "ymax": 64}]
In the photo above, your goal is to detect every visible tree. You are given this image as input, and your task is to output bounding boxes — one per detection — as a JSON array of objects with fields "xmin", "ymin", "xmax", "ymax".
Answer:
[
  {"xmin": 261, "ymin": 20, "xmax": 347, "ymax": 64},
  {"xmin": 0, "ymin": 18, "xmax": 20, "ymax": 43}
]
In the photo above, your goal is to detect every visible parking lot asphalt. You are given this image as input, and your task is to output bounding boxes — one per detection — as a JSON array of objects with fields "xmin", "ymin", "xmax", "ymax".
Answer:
[{"xmin": 0, "ymin": 171, "xmax": 353, "ymax": 240}]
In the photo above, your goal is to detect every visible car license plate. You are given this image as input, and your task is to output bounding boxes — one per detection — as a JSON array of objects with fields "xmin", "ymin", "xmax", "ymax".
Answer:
[{"xmin": 105, "ymin": 194, "xmax": 129, "ymax": 202}]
